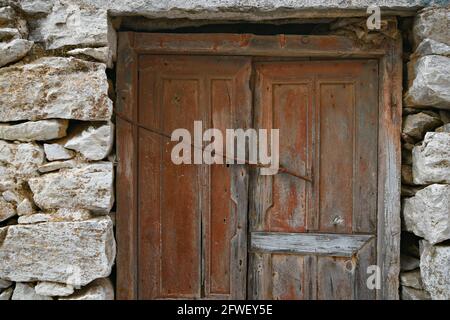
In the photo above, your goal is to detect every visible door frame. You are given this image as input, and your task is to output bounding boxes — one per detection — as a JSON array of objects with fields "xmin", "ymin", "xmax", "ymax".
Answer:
[{"xmin": 115, "ymin": 31, "xmax": 402, "ymax": 300}]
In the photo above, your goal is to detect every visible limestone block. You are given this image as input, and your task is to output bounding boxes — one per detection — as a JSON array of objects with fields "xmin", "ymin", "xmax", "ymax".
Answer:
[
  {"xmin": 420, "ymin": 241, "xmax": 450, "ymax": 300},
  {"xmin": 405, "ymin": 55, "xmax": 450, "ymax": 109},
  {"xmin": 0, "ymin": 120, "xmax": 68, "ymax": 142},
  {"xmin": 0, "ymin": 39, "xmax": 33, "ymax": 67},
  {"xmin": 59, "ymin": 278, "xmax": 113, "ymax": 300},
  {"xmin": 403, "ymin": 184, "xmax": 450, "ymax": 244},
  {"xmin": 402, "ymin": 112, "xmax": 442, "ymax": 140},
  {"xmin": 412, "ymin": 132, "xmax": 450, "ymax": 184},
  {"xmin": 28, "ymin": 162, "xmax": 114, "ymax": 213},
  {"xmin": 35, "ymin": 281, "xmax": 74, "ymax": 297},
  {"xmin": 0, "ymin": 216, "xmax": 116, "ymax": 286},
  {"xmin": 0, "ymin": 57, "xmax": 112, "ymax": 121}
]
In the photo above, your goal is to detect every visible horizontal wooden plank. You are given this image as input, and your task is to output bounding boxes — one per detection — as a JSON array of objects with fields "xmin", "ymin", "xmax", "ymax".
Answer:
[
  {"xmin": 251, "ymin": 232, "xmax": 374, "ymax": 257},
  {"xmin": 132, "ymin": 33, "xmax": 386, "ymax": 57}
]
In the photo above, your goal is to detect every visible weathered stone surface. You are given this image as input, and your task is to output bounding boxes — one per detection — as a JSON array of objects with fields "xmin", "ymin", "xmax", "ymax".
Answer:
[
  {"xmin": 67, "ymin": 47, "xmax": 112, "ymax": 68},
  {"xmin": 28, "ymin": 162, "xmax": 114, "ymax": 213},
  {"xmin": 402, "ymin": 112, "xmax": 442, "ymax": 140},
  {"xmin": 414, "ymin": 39, "xmax": 450, "ymax": 58},
  {"xmin": 38, "ymin": 159, "xmax": 76, "ymax": 173},
  {"xmin": 18, "ymin": 208, "xmax": 92, "ymax": 224},
  {"xmin": 0, "ymin": 141, "xmax": 44, "ymax": 188},
  {"xmin": 412, "ymin": 132, "xmax": 450, "ymax": 184},
  {"xmin": 0, "ymin": 38, "xmax": 33, "ymax": 67},
  {"xmin": 401, "ymin": 286, "xmax": 431, "ymax": 300},
  {"xmin": 435, "ymin": 123, "xmax": 450, "ymax": 133},
  {"xmin": 16, "ymin": 198, "xmax": 34, "ymax": 216},
  {"xmin": 420, "ymin": 241, "xmax": 450, "ymax": 300},
  {"xmin": 404, "ymin": 184, "xmax": 450, "ymax": 244},
  {"xmin": 35, "ymin": 281, "xmax": 74, "ymax": 297},
  {"xmin": 0, "ymin": 196, "xmax": 15, "ymax": 222},
  {"xmin": 405, "ymin": 55, "xmax": 450, "ymax": 109},
  {"xmin": 0, "ymin": 120, "xmax": 68, "ymax": 142},
  {"xmin": 0, "ymin": 27, "xmax": 21, "ymax": 41},
  {"xmin": 11, "ymin": 283, "xmax": 53, "ymax": 300},
  {"xmin": 0, "ymin": 6, "xmax": 16, "ymax": 24},
  {"xmin": 43, "ymin": 143, "xmax": 74, "ymax": 161},
  {"xmin": 17, "ymin": 0, "xmax": 444, "ymax": 20},
  {"xmin": 400, "ymin": 269, "xmax": 423, "ymax": 290},
  {"xmin": 0, "ymin": 216, "xmax": 116, "ymax": 286},
  {"xmin": 0, "ymin": 278, "xmax": 12, "ymax": 289},
  {"xmin": 59, "ymin": 278, "xmax": 113, "ymax": 300},
  {"xmin": 413, "ymin": 7, "xmax": 450, "ymax": 47},
  {"xmin": 65, "ymin": 122, "xmax": 114, "ymax": 161},
  {"xmin": 0, "ymin": 57, "xmax": 112, "ymax": 121},
  {"xmin": 0, "ymin": 286, "xmax": 13, "ymax": 300},
  {"xmin": 17, "ymin": 0, "xmax": 54, "ymax": 15}
]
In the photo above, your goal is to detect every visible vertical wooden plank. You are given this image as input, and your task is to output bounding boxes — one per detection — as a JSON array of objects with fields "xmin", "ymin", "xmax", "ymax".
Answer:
[
  {"xmin": 353, "ymin": 61, "xmax": 379, "ymax": 233},
  {"xmin": 272, "ymin": 254, "xmax": 305, "ymax": 300},
  {"xmin": 159, "ymin": 79, "xmax": 202, "ymax": 298},
  {"xmin": 376, "ymin": 38, "xmax": 402, "ymax": 300},
  {"xmin": 317, "ymin": 256, "xmax": 353, "ymax": 300},
  {"xmin": 354, "ymin": 238, "xmax": 377, "ymax": 300},
  {"xmin": 115, "ymin": 32, "xmax": 138, "ymax": 300},
  {"xmin": 317, "ymin": 82, "xmax": 355, "ymax": 234}
]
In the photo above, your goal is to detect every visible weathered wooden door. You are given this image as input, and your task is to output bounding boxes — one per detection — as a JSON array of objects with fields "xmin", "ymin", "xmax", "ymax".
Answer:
[
  {"xmin": 137, "ymin": 55, "xmax": 251, "ymax": 299},
  {"xmin": 116, "ymin": 32, "xmax": 402, "ymax": 300},
  {"xmin": 249, "ymin": 60, "xmax": 379, "ymax": 299}
]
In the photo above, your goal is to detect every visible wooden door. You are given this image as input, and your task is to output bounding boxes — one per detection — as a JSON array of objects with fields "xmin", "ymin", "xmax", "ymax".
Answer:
[
  {"xmin": 137, "ymin": 55, "xmax": 251, "ymax": 299},
  {"xmin": 248, "ymin": 60, "xmax": 379, "ymax": 300}
]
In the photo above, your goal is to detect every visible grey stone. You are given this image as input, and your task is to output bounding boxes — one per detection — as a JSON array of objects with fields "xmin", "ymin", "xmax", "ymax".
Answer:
[
  {"xmin": 0, "ymin": 141, "xmax": 44, "ymax": 189},
  {"xmin": 11, "ymin": 283, "xmax": 53, "ymax": 300},
  {"xmin": 405, "ymin": 55, "xmax": 450, "ymax": 109},
  {"xmin": 413, "ymin": 39, "xmax": 450, "ymax": 58},
  {"xmin": 17, "ymin": 0, "xmax": 54, "ymax": 15},
  {"xmin": 413, "ymin": 7, "xmax": 450, "ymax": 47},
  {"xmin": 0, "ymin": 286, "xmax": 13, "ymax": 300},
  {"xmin": 18, "ymin": 208, "xmax": 92, "ymax": 224},
  {"xmin": 0, "ymin": 57, "xmax": 112, "ymax": 121},
  {"xmin": 402, "ymin": 112, "xmax": 442, "ymax": 140},
  {"xmin": 0, "ymin": 120, "xmax": 68, "ymax": 142},
  {"xmin": 59, "ymin": 278, "xmax": 113, "ymax": 300},
  {"xmin": 400, "ymin": 269, "xmax": 423, "ymax": 290},
  {"xmin": 412, "ymin": 132, "xmax": 450, "ymax": 184},
  {"xmin": 28, "ymin": 162, "xmax": 114, "ymax": 213},
  {"xmin": 401, "ymin": 286, "xmax": 431, "ymax": 300},
  {"xmin": 435, "ymin": 123, "xmax": 450, "ymax": 133},
  {"xmin": 64, "ymin": 122, "xmax": 114, "ymax": 161},
  {"xmin": 0, "ymin": 278, "xmax": 12, "ymax": 289},
  {"xmin": 38, "ymin": 160, "xmax": 76, "ymax": 173},
  {"xmin": 16, "ymin": 198, "xmax": 34, "ymax": 216},
  {"xmin": 0, "ymin": 196, "xmax": 15, "ymax": 222},
  {"xmin": 35, "ymin": 281, "xmax": 74, "ymax": 297},
  {"xmin": 0, "ymin": 216, "xmax": 116, "ymax": 286},
  {"xmin": 420, "ymin": 241, "xmax": 450, "ymax": 300},
  {"xmin": 403, "ymin": 184, "xmax": 450, "ymax": 244},
  {"xmin": 0, "ymin": 27, "xmax": 21, "ymax": 41},
  {"xmin": 19, "ymin": 0, "xmax": 442, "ymax": 20},
  {"xmin": 0, "ymin": 38, "xmax": 33, "ymax": 67},
  {"xmin": 43, "ymin": 143, "xmax": 74, "ymax": 161},
  {"xmin": 67, "ymin": 47, "xmax": 113, "ymax": 68},
  {"xmin": 29, "ymin": 1, "xmax": 116, "ymax": 60}
]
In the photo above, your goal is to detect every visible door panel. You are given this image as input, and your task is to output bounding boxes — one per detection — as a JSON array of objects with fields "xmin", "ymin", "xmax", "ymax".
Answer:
[
  {"xmin": 137, "ymin": 55, "xmax": 251, "ymax": 299},
  {"xmin": 249, "ymin": 60, "xmax": 378, "ymax": 300}
]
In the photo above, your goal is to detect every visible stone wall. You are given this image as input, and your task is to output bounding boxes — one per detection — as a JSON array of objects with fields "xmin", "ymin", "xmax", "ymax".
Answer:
[
  {"xmin": 0, "ymin": 2, "xmax": 116, "ymax": 300},
  {"xmin": 400, "ymin": 6, "xmax": 450, "ymax": 300},
  {"xmin": 0, "ymin": 0, "xmax": 449, "ymax": 300}
]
